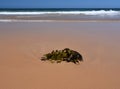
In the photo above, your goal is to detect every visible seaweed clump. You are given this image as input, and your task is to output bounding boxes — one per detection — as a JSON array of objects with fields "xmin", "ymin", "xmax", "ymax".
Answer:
[{"xmin": 41, "ymin": 48, "xmax": 83, "ymax": 64}]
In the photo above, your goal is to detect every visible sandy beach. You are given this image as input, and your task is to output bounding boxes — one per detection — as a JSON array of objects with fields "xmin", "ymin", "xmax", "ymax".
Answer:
[{"xmin": 0, "ymin": 21, "xmax": 120, "ymax": 89}]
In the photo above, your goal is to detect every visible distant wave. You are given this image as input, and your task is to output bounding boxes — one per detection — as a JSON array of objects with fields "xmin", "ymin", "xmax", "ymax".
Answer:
[{"xmin": 0, "ymin": 10, "xmax": 120, "ymax": 16}]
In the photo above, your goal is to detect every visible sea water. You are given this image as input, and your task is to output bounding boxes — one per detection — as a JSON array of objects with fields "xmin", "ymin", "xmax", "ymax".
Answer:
[{"xmin": 0, "ymin": 8, "xmax": 120, "ymax": 22}]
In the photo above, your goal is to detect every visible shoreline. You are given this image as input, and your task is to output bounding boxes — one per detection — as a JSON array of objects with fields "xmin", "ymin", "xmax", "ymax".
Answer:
[
  {"xmin": 1, "ymin": 11, "xmax": 120, "ymax": 22},
  {"xmin": 1, "ymin": 19, "xmax": 120, "ymax": 22}
]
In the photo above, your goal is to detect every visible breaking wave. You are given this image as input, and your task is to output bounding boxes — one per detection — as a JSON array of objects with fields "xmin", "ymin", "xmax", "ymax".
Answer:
[{"xmin": 0, "ymin": 10, "xmax": 120, "ymax": 16}]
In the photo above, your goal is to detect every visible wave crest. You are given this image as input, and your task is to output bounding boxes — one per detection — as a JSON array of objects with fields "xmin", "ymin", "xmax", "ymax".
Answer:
[{"xmin": 0, "ymin": 10, "xmax": 120, "ymax": 16}]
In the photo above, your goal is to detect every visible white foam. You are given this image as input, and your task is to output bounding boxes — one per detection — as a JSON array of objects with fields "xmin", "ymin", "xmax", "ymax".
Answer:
[
  {"xmin": 80, "ymin": 10, "xmax": 120, "ymax": 16},
  {"xmin": 0, "ymin": 10, "xmax": 120, "ymax": 16},
  {"xmin": 0, "ymin": 19, "xmax": 55, "ymax": 22},
  {"xmin": 0, "ymin": 19, "xmax": 13, "ymax": 22}
]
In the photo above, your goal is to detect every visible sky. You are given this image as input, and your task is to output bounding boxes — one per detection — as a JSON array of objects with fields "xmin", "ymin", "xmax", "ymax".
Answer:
[{"xmin": 0, "ymin": 0, "xmax": 120, "ymax": 8}]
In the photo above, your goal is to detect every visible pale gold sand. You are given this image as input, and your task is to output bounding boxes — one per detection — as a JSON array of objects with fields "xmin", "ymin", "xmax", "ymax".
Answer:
[{"xmin": 0, "ymin": 22, "xmax": 120, "ymax": 89}]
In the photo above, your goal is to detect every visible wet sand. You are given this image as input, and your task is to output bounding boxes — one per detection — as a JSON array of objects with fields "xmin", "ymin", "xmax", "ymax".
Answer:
[
  {"xmin": 0, "ymin": 21, "xmax": 120, "ymax": 89},
  {"xmin": 1, "ymin": 15, "xmax": 120, "ymax": 21}
]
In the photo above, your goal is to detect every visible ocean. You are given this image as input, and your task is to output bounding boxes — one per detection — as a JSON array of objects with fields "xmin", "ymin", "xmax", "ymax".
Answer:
[{"xmin": 0, "ymin": 8, "xmax": 120, "ymax": 22}]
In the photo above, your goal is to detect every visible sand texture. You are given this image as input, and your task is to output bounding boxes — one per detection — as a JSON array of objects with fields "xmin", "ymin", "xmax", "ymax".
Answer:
[{"xmin": 0, "ymin": 22, "xmax": 120, "ymax": 89}]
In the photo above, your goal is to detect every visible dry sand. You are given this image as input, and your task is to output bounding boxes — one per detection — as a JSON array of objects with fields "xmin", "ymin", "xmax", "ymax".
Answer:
[{"xmin": 0, "ymin": 22, "xmax": 120, "ymax": 89}]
